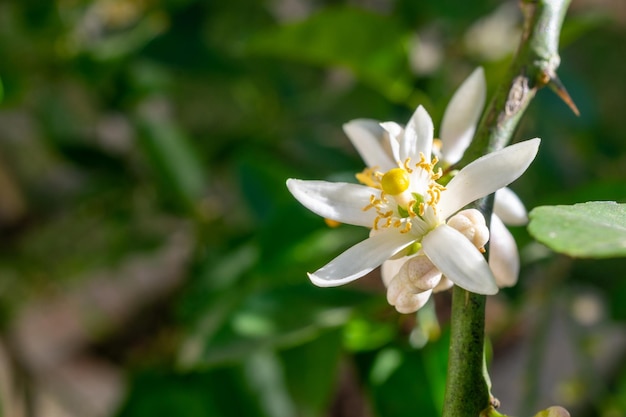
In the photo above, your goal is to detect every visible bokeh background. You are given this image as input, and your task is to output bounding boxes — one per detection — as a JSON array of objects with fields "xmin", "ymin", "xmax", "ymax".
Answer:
[{"xmin": 0, "ymin": 0, "xmax": 625, "ymax": 416}]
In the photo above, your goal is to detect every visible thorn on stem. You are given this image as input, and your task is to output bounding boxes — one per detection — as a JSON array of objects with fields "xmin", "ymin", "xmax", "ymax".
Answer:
[{"xmin": 546, "ymin": 73, "xmax": 580, "ymax": 116}]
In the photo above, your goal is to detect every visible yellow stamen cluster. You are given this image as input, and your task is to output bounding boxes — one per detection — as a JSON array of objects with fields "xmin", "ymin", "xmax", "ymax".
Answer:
[
  {"xmin": 355, "ymin": 167, "xmax": 382, "ymax": 189},
  {"xmin": 416, "ymin": 153, "xmax": 445, "ymax": 214},
  {"xmin": 359, "ymin": 153, "xmax": 446, "ymax": 235}
]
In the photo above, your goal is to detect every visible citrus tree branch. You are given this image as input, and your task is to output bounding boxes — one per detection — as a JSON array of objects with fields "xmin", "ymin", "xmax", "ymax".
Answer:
[{"xmin": 441, "ymin": 1, "xmax": 572, "ymax": 417}]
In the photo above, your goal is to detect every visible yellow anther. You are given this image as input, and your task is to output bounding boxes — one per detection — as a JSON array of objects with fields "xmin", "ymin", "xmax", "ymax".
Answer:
[
  {"xmin": 356, "ymin": 167, "xmax": 382, "ymax": 188},
  {"xmin": 401, "ymin": 221, "xmax": 412, "ymax": 233},
  {"xmin": 403, "ymin": 158, "xmax": 413, "ymax": 173},
  {"xmin": 407, "ymin": 200, "xmax": 417, "ymax": 217},
  {"xmin": 362, "ymin": 194, "xmax": 378, "ymax": 211},
  {"xmin": 324, "ymin": 218, "xmax": 341, "ymax": 228},
  {"xmin": 381, "ymin": 168, "xmax": 410, "ymax": 196}
]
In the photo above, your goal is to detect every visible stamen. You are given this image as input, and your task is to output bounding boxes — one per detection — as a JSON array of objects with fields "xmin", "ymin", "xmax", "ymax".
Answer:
[
  {"xmin": 324, "ymin": 218, "xmax": 341, "ymax": 228},
  {"xmin": 407, "ymin": 200, "xmax": 417, "ymax": 217},
  {"xmin": 403, "ymin": 158, "xmax": 413, "ymax": 173},
  {"xmin": 362, "ymin": 194, "xmax": 378, "ymax": 211},
  {"xmin": 355, "ymin": 167, "xmax": 382, "ymax": 188}
]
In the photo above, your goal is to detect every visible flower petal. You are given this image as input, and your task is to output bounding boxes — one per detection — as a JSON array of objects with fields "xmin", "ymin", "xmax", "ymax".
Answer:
[
  {"xmin": 380, "ymin": 121, "xmax": 403, "ymax": 162},
  {"xmin": 286, "ymin": 179, "xmax": 376, "ymax": 227},
  {"xmin": 402, "ymin": 105, "xmax": 434, "ymax": 161},
  {"xmin": 308, "ymin": 231, "xmax": 415, "ymax": 287},
  {"xmin": 440, "ymin": 67, "xmax": 487, "ymax": 165},
  {"xmin": 489, "ymin": 214, "xmax": 520, "ymax": 288},
  {"xmin": 422, "ymin": 224, "xmax": 498, "ymax": 294},
  {"xmin": 438, "ymin": 138, "xmax": 540, "ymax": 219},
  {"xmin": 343, "ymin": 119, "xmax": 396, "ymax": 171},
  {"xmin": 494, "ymin": 187, "xmax": 528, "ymax": 226}
]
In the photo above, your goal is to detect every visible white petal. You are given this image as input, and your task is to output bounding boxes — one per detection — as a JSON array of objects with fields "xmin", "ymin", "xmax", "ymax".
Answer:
[
  {"xmin": 402, "ymin": 106, "xmax": 433, "ymax": 161},
  {"xmin": 343, "ymin": 119, "xmax": 396, "ymax": 171},
  {"xmin": 440, "ymin": 68, "xmax": 487, "ymax": 165},
  {"xmin": 380, "ymin": 121, "xmax": 403, "ymax": 162},
  {"xmin": 438, "ymin": 138, "xmax": 540, "ymax": 219},
  {"xmin": 489, "ymin": 214, "xmax": 520, "ymax": 288},
  {"xmin": 308, "ymin": 231, "xmax": 415, "ymax": 287},
  {"xmin": 286, "ymin": 179, "xmax": 376, "ymax": 227},
  {"xmin": 494, "ymin": 187, "xmax": 528, "ymax": 226},
  {"xmin": 422, "ymin": 224, "xmax": 498, "ymax": 295}
]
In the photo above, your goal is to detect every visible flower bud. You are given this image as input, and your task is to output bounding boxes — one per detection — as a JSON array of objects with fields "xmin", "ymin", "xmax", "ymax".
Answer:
[
  {"xmin": 533, "ymin": 406, "xmax": 570, "ymax": 417},
  {"xmin": 392, "ymin": 290, "xmax": 433, "ymax": 314},
  {"xmin": 447, "ymin": 208, "xmax": 489, "ymax": 250},
  {"xmin": 397, "ymin": 255, "xmax": 442, "ymax": 292},
  {"xmin": 433, "ymin": 276, "xmax": 454, "ymax": 292}
]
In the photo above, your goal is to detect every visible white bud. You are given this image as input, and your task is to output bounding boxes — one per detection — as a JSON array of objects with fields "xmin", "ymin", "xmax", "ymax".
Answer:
[
  {"xmin": 447, "ymin": 208, "xmax": 490, "ymax": 250},
  {"xmin": 433, "ymin": 276, "xmax": 454, "ymax": 293},
  {"xmin": 397, "ymin": 255, "xmax": 442, "ymax": 292},
  {"xmin": 386, "ymin": 256, "xmax": 442, "ymax": 314},
  {"xmin": 393, "ymin": 290, "xmax": 433, "ymax": 314}
]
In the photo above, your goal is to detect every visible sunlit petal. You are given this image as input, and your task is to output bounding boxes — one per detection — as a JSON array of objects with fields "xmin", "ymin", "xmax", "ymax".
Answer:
[
  {"xmin": 494, "ymin": 187, "xmax": 528, "ymax": 226},
  {"xmin": 403, "ymin": 105, "xmax": 433, "ymax": 161},
  {"xmin": 286, "ymin": 179, "xmax": 376, "ymax": 227},
  {"xmin": 422, "ymin": 224, "xmax": 498, "ymax": 294},
  {"xmin": 489, "ymin": 214, "xmax": 520, "ymax": 287},
  {"xmin": 308, "ymin": 231, "xmax": 415, "ymax": 287},
  {"xmin": 381, "ymin": 121, "xmax": 403, "ymax": 162},
  {"xmin": 343, "ymin": 119, "xmax": 396, "ymax": 171},
  {"xmin": 440, "ymin": 67, "xmax": 486, "ymax": 165},
  {"xmin": 438, "ymin": 138, "xmax": 540, "ymax": 219}
]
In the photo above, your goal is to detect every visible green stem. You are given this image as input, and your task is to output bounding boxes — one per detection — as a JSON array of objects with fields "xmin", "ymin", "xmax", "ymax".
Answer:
[
  {"xmin": 442, "ymin": 286, "xmax": 490, "ymax": 416},
  {"xmin": 441, "ymin": 1, "xmax": 571, "ymax": 417}
]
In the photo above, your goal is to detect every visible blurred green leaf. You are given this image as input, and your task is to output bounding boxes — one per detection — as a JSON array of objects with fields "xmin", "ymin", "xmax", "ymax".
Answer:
[
  {"xmin": 365, "ymin": 335, "xmax": 449, "ymax": 417},
  {"xmin": 246, "ymin": 6, "xmax": 414, "ymax": 103},
  {"xmin": 136, "ymin": 110, "xmax": 207, "ymax": 213},
  {"xmin": 280, "ymin": 329, "xmax": 344, "ymax": 417},
  {"xmin": 179, "ymin": 284, "xmax": 368, "ymax": 368},
  {"xmin": 344, "ymin": 316, "xmax": 396, "ymax": 352},
  {"xmin": 528, "ymin": 202, "xmax": 626, "ymax": 258},
  {"xmin": 116, "ymin": 367, "xmax": 268, "ymax": 417}
]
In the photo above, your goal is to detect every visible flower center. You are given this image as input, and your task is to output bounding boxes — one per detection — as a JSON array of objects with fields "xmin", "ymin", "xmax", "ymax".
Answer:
[
  {"xmin": 357, "ymin": 153, "xmax": 446, "ymax": 235},
  {"xmin": 381, "ymin": 168, "xmax": 410, "ymax": 195}
]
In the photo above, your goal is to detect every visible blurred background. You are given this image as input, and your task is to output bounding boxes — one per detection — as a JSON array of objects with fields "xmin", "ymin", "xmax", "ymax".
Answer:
[{"xmin": 0, "ymin": 0, "xmax": 625, "ymax": 416}]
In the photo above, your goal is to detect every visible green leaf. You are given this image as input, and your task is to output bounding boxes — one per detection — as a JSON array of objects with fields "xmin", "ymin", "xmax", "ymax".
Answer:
[
  {"xmin": 528, "ymin": 202, "xmax": 626, "ymax": 258},
  {"xmin": 136, "ymin": 112, "xmax": 207, "ymax": 213},
  {"xmin": 280, "ymin": 330, "xmax": 344, "ymax": 417},
  {"xmin": 116, "ymin": 367, "xmax": 269, "ymax": 417},
  {"xmin": 246, "ymin": 7, "xmax": 413, "ymax": 103}
]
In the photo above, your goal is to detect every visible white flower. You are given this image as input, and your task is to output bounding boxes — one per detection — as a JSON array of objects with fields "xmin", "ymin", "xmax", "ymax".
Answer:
[
  {"xmin": 287, "ymin": 101, "xmax": 540, "ymax": 297},
  {"xmin": 345, "ymin": 67, "xmax": 528, "ymax": 290}
]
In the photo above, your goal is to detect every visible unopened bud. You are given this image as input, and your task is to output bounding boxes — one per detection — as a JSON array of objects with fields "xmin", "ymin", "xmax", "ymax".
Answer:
[
  {"xmin": 447, "ymin": 208, "xmax": 489, "ymax": 250},
  {"xmin": 433, "ymin": 276, "xmax": 454, "ymax": 292},
  {"xmin": 533, "ymin": 406, "xmax": 570, "ymax": 417},
  {"xmin": 397, "ymin": 255, "xmax": 442, "ymax": 291},
  {"xmin": 392, "ymin": 289, "xmax": 433, "ymax": 314}
]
